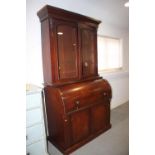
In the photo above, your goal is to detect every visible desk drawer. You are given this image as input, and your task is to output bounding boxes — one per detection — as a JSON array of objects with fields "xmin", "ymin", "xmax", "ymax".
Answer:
[
  {"xmin": 26, "ymin": 124, "xmax": 44, "ymax": 145},
  {"xmin": 63, "ymin": 91, "xmax": 108, "ymax": 113},
  {"xmin": 26, "ymin": 108, "xmax": 42, "ymax": 127}
]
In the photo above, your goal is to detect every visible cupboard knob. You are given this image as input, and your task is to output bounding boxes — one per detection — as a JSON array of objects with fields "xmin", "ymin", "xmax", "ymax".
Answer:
[
  {"xmin": 26, "ymin": 135, "xmax": 28, "ymax": 140},
  {"xmin": 27, "ymin": 153, "xmax": 30, "ymax": 155},
  {"xmin": 84, "ymin": 62, "xmax": 88, "ymax": 67},
  {"xmin": 104, "ymin": 92, "xmax": 107, "ymax": 96},
  {"xmin": 75, "ymin": 101, "xmax": 80, "ymax": 105}
]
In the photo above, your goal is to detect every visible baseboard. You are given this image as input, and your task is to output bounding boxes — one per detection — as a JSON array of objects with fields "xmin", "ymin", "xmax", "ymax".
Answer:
[{"xmin": 111, "ymin": 100, "xmax": 129, "ymax": 109}]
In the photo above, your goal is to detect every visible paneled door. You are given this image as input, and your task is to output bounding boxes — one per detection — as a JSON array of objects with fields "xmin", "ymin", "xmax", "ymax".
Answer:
[
  {"xmin": 69, "ymin": 110, "xmax": 90, "ymax": 144},
  {"xmin": 80, "ymin": 27, "xmax": 97, "ymax": 77},
  {"xmin": 56, "ymin": 21, "xmax": 79, "ymax": 81},
  {"xmin": 91, "ymin": 102, "xmax": 110, "ymax": 133}
]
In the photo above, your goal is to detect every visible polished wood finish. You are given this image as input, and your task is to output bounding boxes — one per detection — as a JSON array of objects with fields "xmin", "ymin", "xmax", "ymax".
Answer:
[
  {"xmin": 37, "ymin": 5, "xmax": 112, "ymax": 155},
  {"xmin": 70, "ymin": 110, "xmax": 90, "ymax": 144},
  {"xmin": 80, "ymin": 26, "xmax": 97, "ymax": 77},
  {"xmin": 37, "ymin": 5, "xmax": 101, "ymax": 85},
  {"xmin": 55, "ymin": 19, "xmax": 79, "ymax": 81},
  {"xmin": 44, "ymin": 79, "xmax": 112, "ymax": 154}
]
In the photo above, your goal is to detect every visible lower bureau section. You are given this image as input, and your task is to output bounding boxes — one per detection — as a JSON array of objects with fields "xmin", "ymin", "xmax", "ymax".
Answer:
[{"xmin": 44, "ymin": 79, "xmax": 112, "ymax": 155}]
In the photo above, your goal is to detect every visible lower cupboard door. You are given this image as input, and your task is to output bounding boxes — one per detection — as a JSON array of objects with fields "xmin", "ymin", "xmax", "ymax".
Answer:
[
  {"xmin": 91, "ymin": 103, "xmax": 110, "ymax": 133},
  {"xmin": 70, "ymin": 110, "xmax": 90, "ymax": 144}
]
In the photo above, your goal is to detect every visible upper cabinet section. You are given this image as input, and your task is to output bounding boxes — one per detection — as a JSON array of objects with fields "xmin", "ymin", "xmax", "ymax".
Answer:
[{"xmin": 37, "ymin": 5, "xmax": 101, "ymax": 86}]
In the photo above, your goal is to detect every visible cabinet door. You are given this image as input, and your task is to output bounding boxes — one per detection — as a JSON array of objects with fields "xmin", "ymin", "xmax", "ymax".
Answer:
[
  {"xmin": 56, "ymin": 21, "xmax": 79, "ymax": 80},
  {"xmin": 69, "ymin": 110, "xmax": 90, "ymax": 144},
  {"xmin": 80, "ymin": 28, "xmax": 97, "ymax": 77},
  {"xmin": 91, "ymin": 103, "xmax": 110, "ymax": 133}
]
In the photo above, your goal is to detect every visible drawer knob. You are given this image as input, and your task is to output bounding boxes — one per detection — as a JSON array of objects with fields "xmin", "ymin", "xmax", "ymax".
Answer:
[
  {"xmin": 84, "ymin": 62, "xmax": 88, "ymax": 67},
  {"xmin": 26, "ymin": 135, "xmax": 28, "ymax": 140},
  {"xmin": 104, "ymin": 92, "xmax": 107, "ymax": 96},
  {"xmin": 75, "ymin": 101, "xmax": 80, "ymax": 105},
  {"xmin": 27, "ymin": 153, "xmax": 30, "ymax": 155}
]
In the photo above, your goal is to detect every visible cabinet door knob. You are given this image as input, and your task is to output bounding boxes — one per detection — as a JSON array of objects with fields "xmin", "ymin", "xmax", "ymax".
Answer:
[
  {"xmin": 84, "ymin": 62, "xmax": 88, "ymax": 67},
  {"xmin": 27, "ymin": 153, "xmax": 30, "ymax": 155},
  {"xmin": 75, "ymin": 100, "xmax": 80, "ymax": 105},
  {"xmin": 26, "ymin": 135, "xmax": 28, "ymax": 140}
]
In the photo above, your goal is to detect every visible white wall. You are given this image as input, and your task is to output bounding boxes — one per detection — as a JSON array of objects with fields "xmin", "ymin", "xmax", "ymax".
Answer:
[
  {"xmin": 98, "ymin": 26, "xmax": 129, "ymax": 108},
  {"xmin": 26, "ymin": 0, "xmax": 129, "ymax": 108}
]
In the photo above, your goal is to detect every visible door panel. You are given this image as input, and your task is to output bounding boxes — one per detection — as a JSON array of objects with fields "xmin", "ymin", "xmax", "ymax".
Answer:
[
  {"xmin": 56, "ymin": 22, "xmax": 78, "ymax": 80},
  {"xmin": 91, "ymin": 103, "xmax": 110, "ymax": 133},
  {"xmin": 70, "ymin": 110, "xmax": 90, "ymax": 144},
  {"xmin": 81, "ymin": 28, "xmax": 97, "ymax": 77}
]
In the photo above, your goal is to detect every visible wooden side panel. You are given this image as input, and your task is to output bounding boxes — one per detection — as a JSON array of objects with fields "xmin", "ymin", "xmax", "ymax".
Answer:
[
  {"xmin": 44, "ymin": 87, "xmax": 66, "ymax": 148},
  {"xmin": 41, "ymin": 19, "xmax": 52, "ymax": 84}
]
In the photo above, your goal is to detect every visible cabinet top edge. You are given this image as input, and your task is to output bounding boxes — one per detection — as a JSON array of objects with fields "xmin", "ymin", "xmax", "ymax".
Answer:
[
  {"xmin": 37, "ymin": 5, "xmax": 101, "ymax": 25},
  {"xmin": 43, "ymin": 76, "xmax": 102, "ymax": 88}
]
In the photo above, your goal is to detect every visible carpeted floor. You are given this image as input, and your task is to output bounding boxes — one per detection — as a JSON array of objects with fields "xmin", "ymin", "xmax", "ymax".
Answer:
[{"xmin": 48, "ymin": 102, "xmax": 129, "ymax": 155}]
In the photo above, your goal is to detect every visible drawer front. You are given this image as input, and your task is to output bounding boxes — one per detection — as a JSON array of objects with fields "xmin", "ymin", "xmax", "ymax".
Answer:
[
  {"xmin": 26, "ymin": 93, "xmax": 42, "ymax": 110},
  {"xmin": 26, "ymin": 141, "xmax": 45, "ymax": 155},
  {"xmin": 63, "ymin": 91, "xmax": 108, "ymax": 113},
  {"xmin": 26, "ymin": 124, "xmax": 44, "ymax": 145},
  {"xmin": 26, "ymin": 108, "xmax": 42, "ymax": 127}
]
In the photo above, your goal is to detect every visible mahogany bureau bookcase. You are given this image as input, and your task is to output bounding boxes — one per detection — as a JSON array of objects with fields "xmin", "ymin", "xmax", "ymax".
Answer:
[{"xmin": 37, "ymin": 5, "xmax": 112, "ymax": 155}]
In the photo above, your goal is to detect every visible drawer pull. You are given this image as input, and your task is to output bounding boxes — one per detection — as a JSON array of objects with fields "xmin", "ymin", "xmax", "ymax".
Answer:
[
  {"xmin": 75, "ymin": 101, "xmax": 80, "ymax": 105},
  {"xmin": 103, "ymin": 92, "xmax": 107, "ymax": 96},
  {"xmin": 27, "ymin": 153, "xmax": 30, "ymax": 155},
  {"xmin": 84, "ymin": 62, "xmax": 88, "ymax": 67}
]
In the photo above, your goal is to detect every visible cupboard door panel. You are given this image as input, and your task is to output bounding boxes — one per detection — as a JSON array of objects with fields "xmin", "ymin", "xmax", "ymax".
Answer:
[
  {"xmin": 91, "ymin": 103, "xmax": 110, "ymax": 133},
  {"xmin": 81, "ymin": 29, "xmax": 97, "ymax": 77},
  {"xmin": 56, "ymin": 23, "xmax": 78, "ymax": 80},
  {"xmin": 70, "ymin": 110, "xmax": 90, "ymax": 144}
]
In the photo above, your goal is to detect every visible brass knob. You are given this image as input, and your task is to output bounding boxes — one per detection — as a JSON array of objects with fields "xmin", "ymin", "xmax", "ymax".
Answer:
[
  {"xmin": 84, "ymin": 62, "xmax": 88, "ymax": 67},
  {"xmin": 104, "ymin": 92, "xmax": 107, "ymax": 96},
  {"xmin": 75, "ymin": 101, "xmax": 80, "ymax": 105}
]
